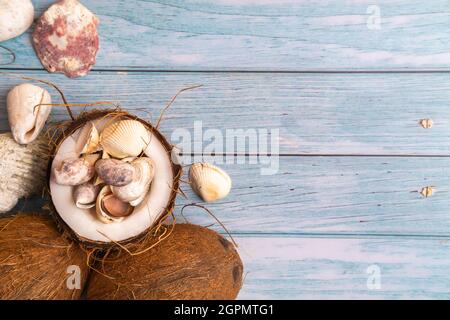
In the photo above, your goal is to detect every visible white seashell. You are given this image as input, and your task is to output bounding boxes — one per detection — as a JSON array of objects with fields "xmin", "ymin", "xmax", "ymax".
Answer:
[
  {"xmin": 75, "ymin": 122, "xmax": 100, "ymax": 154},
  {"xmin": 73, "ymin": 182, "xmax": 100, "ymax": 209},
  {"xmin": 7, "ymin": 84, "xmax": 52, "ymax": 145},
  {"xmin": 0, "ymin": 133, "xmax": 50, "ymax": 214},
  {"xmin": 0, "ymin": 0, "xmax": 34, "ymax": 42},
  {"xmin": 52, "ymin": 154, "xmax": 99, "ymax": 186},
  {"xmin": 96, "ymin": 185, "xmax": 133, "ymax": 224},
  {"xmin": 95, "ymin": 159, "xmax": 135, "ymax": 187},
  {"xmin": 189, "ymin": 163, "xmax": 232, "ymax": 202},
  {"xmin": 94, "ymin": 150, "xmax": 110, "ymax": 185},
  {"xmin": 111, "ymin": 157, "xmax": 155, "ymax": 206},
  {"xmin": 100, "ymin": 120, "xmax": 150, "ymax": 159}
]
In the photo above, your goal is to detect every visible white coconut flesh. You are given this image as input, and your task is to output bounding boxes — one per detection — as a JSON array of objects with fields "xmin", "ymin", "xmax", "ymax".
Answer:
[{"xmin": 50, "ymin": 117, "xmax": 174, "ymax": 243}]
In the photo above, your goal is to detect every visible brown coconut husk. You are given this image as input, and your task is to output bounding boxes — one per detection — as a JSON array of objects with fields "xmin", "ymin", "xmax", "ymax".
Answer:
[
  {"xmin": 86, "ymin": 223, "xmax": 244, "ymax": 300},
  {"xmin": 0, "ymin": 213, "xmax": 89, "ymax": 300},
  {"xmin": 46, "ymin": 109, "xmax": 183, "ymax": 252}
]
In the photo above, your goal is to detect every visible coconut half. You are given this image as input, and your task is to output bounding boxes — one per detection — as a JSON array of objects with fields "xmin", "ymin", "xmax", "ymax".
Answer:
[{"xmin": 49, "ymin": 110, "xmax": 181, "ymax": 247}]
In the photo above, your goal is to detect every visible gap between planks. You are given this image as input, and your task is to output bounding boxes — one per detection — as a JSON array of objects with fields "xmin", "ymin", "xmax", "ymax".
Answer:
[{"xmin": 3, "ymin": 67, "xmax": 450, "ymax": 74}]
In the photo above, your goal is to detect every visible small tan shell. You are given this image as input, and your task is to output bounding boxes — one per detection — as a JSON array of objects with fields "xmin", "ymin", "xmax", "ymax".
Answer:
[
  {"xmin": 111, "ymin": 157, "xmax": 155, "ymax": 206},
  {"xmin": 96, "ymin": 186, "xmax": 133, "ymax": 224},
  {"xmin": 52, "ymin": 154, "xmax": 99, "ymax": 186},
  {"xmin": 75, "ymin": 122, "xmax": 100, "ymax": 154},
  {"xmin": 95, "ymin": 159, "xmax": 135, "ymax": 187},
  {"xmin": 7, "ymin": 83, "xmax": 52, "ymax": 145},
  {"xmin": 73, "ymin": 182, "xmax": 100, "ymax": 209},
  {"xmin": 189, "ymin": 163, "xmax": 232, "ymax": 202},
  {"xmin": 100, "ymin": 120, "xmax": 150, "ymax": 159}
]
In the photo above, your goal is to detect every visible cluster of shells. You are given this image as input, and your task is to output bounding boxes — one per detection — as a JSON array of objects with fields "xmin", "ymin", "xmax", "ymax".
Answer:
[{"xmin": 52, "ymin": 120, "xmax": 155, "ymax": 224}]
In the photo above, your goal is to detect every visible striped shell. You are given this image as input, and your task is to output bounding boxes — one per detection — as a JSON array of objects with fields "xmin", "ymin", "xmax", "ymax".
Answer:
[
  {"xmin": 189, "ymin": 163, "xmax": 232, "ymax": 202},
  {"xmin": 100, "ymin": 120, "xmax": 150, "ymax": 159}
]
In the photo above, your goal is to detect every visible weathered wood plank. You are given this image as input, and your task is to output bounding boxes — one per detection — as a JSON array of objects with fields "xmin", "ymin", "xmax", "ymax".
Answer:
[
  {"xmin": 237, "ymin": 235, "xmax": 450, "ymax": 299},
  {"xmin": 7, "ymin": 156, "xmax": 450, "ymax": 236},
  {"xmin": 1, "ymin": 0, "xmax": 449, "ymax": 70},
  {"xmin": 1, "ymin": 71, "xmax": 450, "ymax": 155}
]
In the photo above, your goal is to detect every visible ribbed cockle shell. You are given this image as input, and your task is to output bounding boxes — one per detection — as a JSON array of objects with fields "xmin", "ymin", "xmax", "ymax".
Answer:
[
  {"xmin": 189, "ymin": 163, "xmax": 232, "ymax": 202},
  {"xmin": 100, "ymin": 120, "xmax": 150, "ymax": 159}
]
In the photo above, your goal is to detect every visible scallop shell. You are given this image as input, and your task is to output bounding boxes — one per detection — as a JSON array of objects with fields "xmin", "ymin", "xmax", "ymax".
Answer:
[
  {"xmin": 96, "ymin": 186, "xmax": 134, "ymax": 224},
  {"xmin": 95, "ymin": 159, "xmax": 135, "ymax": 187},
  {"xmin": 100, "ymin": 120, "xmax": 150, "ymax": 159},
  {"xmin": 7, "ymin": 84, "xmax": 52, "ymax": 145},
  {"xmin": 75, "ymin": 122, "xmax": 100, "ymax": 155},
  {"xmin": 32, "ymin": 0, "xmax": 99, "ymax": 78},
  {"xmin": 73, "ymin": 182, "xmax": 100, "ymax": 209},
  {"xmin": 52, "ymin": 154, "xmax": 99, "ymax": 186},
  {"xmin": 189, "ymin": 163, "xmax": 232, "ymax": 202},
  {"xmin": 111, "ymin": 157, "xmax": 155, "ymax": 206}
]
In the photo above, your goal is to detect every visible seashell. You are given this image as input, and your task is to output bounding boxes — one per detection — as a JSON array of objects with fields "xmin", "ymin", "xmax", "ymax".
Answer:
[
  {"xmin": 189, "ymin": 163, "xmax": 232, "ymax": 202},
  {"xmin": 94, "ymin": 150, "xmax": 111, "ymax": 186},
  {"xmin": 100, "ymin": 120, "xmax": 150, "ymax": 159},
  {"xmin": 95, "ymin": 159, "xmax": 135, "ymax": 187},
  {"xmin": 0, "ymin": 133, "xmax": 50, "ymax": 214},
  {"xmin": 32, "ymin": 0, "xmax": 99, "ymax": 78},
  {"xmin": 73, "ymin": 182, "xmax": 100, "ymax": 209},
  {"xmin": 0, "ymin": 0, "xmax": 34, "ymax": 42},
  {"xmin": 112, "ymin": 157, "xmax": 155, "ymax": 206},
  {"xmin": 75, "ymin": 122, "xmax": 100, "ymax": 155},
  {"xmin": 52, "ymin": 154, "xmax": 99, "ymax": 186},
  {"xmin": 96, "ymin": 186, "xmax": 133, "ymax": 224},
  {"xmin": 7, "ymin": 84, "xmax": 52, "ymax": 145}
]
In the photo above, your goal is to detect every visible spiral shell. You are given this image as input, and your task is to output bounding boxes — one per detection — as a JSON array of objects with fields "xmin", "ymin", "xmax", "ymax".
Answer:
[
  {"xmin": 100, "ymin": 120, "xmax": 150, "ymax": 159},
  {"xmin": 189, "ymin": 163, "xmax": 232, "ymax": 202},
  {"xmin": 96, "ymin": 186, "xmax": 134, "ymax": 224},
  {"xmin": 7, "ymin": 84, "xmax": 52, "ymax": 145},
  {"xmin": 111, "ymin": 157, "xmax": 155, "ymax": 207},
  {"xmin": 73, "ymin": 182, "xmax": 100, "ymax": 209}
]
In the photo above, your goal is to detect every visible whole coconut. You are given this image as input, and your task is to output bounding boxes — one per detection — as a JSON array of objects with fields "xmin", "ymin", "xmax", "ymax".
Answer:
[
  {"xmin": 0, "ymin": 214, "xmax": 89, "ymax": 299},
  {"xmin": 87, "ymin": 224, "xmax": 244, "ymax": 300}
]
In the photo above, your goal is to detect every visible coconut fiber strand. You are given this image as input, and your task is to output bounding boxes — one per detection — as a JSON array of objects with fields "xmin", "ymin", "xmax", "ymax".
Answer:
[
  {"xmin": 87, "ymin": 223, "xmax": 243, "ymax": 300},
  {"xmin": 0, "ymin": 214, "xmax": 89, "ymax": 299}
]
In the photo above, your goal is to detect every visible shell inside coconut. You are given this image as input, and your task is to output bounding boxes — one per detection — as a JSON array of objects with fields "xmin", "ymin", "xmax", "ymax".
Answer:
[{"xmin": 49, "ymin": 111, "xmax": 180, "ymax": 246}]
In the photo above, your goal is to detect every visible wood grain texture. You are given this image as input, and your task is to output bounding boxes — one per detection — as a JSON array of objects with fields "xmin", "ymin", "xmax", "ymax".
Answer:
[
  {"xmin": 237, "ymin": 235, "xmax": 450, "ymax": 299},
  {"xmin": 7, "ymin": 156, "xmax": 450, "ymax": 236},
  {"xmin": 2, "ymin": 71, "xmax": 450, "ymax": 155},
  {"xmin": 1, "ymin": 1, "xmax": 450, "ymax": 300},
  {"xmin": 1, "ymin": 0, "xmax": 449, "ymax": 70},
  {"xmin": 174, "ymin": 156, "xmax": 450, "ymax": 237}
]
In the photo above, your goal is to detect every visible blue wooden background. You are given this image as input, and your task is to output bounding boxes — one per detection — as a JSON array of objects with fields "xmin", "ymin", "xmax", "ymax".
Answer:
[{"xmin": 1, "ymin": 0, "xmax": 450, "ymax": 299}]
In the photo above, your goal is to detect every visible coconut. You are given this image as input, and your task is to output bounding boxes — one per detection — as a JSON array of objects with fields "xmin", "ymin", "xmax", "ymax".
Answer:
[
  {"xmin": 0, "ymin": 214, "xmax": 89, "ymax": 299},
  {"xmin": 86, "ymin": 223, "xmax": 243, "ymax": 300},
  {"xmin": 48, "ymin": 110, "xmax": 181, "ymax": 249}
]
